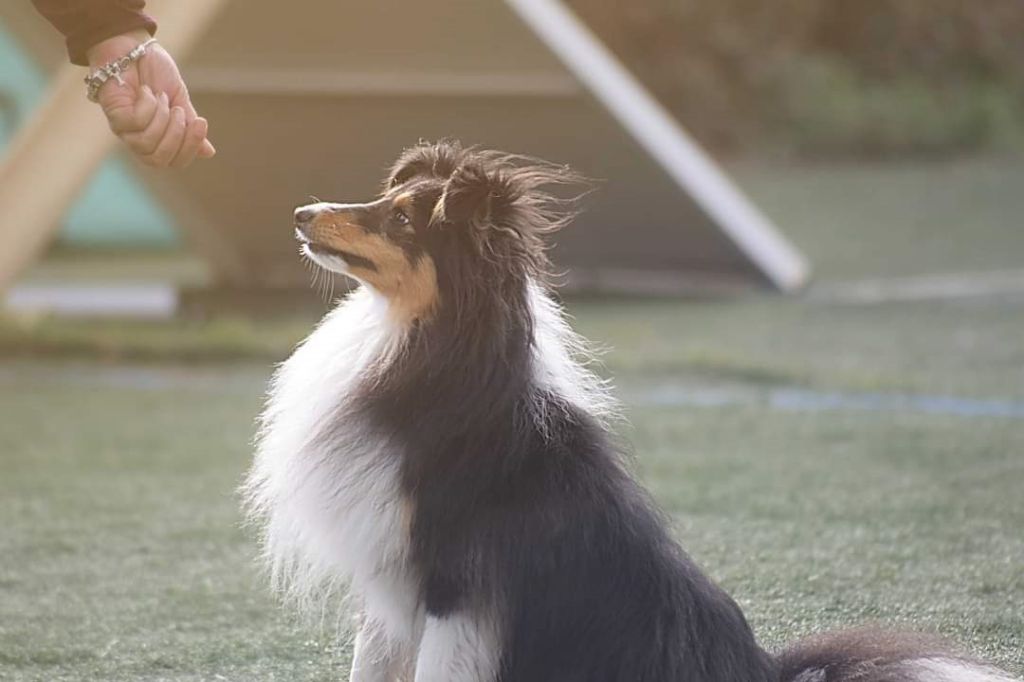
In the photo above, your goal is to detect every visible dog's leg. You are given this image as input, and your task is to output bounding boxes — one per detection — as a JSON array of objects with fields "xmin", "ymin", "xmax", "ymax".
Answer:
[
  {"xmin": 349, "ymin": 618, "xmax": 411, "ymax": 682},
  {"xmin": 412, "ymin": 613, "xmax": 500, "ymax": 682}
]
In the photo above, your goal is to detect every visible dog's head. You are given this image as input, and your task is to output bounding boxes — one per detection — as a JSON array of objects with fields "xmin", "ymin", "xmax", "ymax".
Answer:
[{"xmin": 295, "ymin": 140, "xmax": 582, "ymax": 322}]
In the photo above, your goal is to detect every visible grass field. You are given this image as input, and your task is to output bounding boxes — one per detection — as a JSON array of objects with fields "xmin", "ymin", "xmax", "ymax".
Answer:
[{"xmin": 2, "ymin": 159, "xmax": 1023, "ymax": 680}]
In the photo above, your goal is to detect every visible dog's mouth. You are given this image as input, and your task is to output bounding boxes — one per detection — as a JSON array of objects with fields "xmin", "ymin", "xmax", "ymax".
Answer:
[{"xmin": 296, "ymin": 229, "xmax": 378, "ymax": 271}]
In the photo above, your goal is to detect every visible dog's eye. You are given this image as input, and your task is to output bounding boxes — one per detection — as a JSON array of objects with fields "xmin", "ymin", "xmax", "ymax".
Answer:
[{"xmin": 393, "ymin": 209, "xmax": 411, "ymax": 226}]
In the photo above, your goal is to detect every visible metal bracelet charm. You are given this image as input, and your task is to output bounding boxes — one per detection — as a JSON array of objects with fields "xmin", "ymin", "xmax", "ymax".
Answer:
[{"xmin": 84, "ymin": 37, "xmax": 158, "ymax": 103}]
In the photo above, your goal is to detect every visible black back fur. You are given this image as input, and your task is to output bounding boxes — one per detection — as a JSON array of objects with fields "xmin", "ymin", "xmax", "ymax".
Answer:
[
  {"xmin": 358, "ymin": 141, "xmax": 776, "ymax": 681},
  {"xmin": 311, "ymin": 141, "xmax": 1012, "ymax": 682}
]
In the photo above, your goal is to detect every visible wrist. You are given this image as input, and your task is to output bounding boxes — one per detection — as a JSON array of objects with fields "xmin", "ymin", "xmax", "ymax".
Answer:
[{"xmin": 86, "ymin": 29, "xmax": 153, "ymax": 69}]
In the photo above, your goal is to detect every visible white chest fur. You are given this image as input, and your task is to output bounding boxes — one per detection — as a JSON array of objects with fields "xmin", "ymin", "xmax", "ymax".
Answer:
[
  {"xmin": 243, "ymin": 288, "xmax": 412, "ymax": 617},
  {"xmin": 243, "ymin": 283, "xmax": 613, "ymax": 656}
]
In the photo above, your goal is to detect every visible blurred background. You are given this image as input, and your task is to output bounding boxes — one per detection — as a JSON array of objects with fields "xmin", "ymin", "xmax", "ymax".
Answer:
[{"xmin": 1, "ymin": 2, "xmax": 1021, "ymax": 681}]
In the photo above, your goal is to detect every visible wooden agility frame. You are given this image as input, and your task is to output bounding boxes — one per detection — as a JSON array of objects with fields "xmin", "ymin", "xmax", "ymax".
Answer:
[{"xmin": 0, "ymin": 0, "xmax": 229, "ymax": 293}]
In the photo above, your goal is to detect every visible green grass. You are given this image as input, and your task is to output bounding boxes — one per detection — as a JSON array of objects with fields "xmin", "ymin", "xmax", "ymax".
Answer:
[
  {"xmin": 20, "ymin": 250, "xmax": 210, "ymax": 287},
  {"xmin": 0, "ymin": 313, "xmax": 309, "ymax": 364},
  {"xmin": 0, "ymin": 364, "xmax": 348, "ymax": 681},
  {"xmin": 2, "ymin": 294, "xmax": 1023, "ymax": 681},
  {"xmin": 574, "ymin": 297, "xmax": 1024, "ymax": 400},
  {"xmin": 2, "ymin": 158, "xmax": 1023, "ymax": 679},
  {"xmin": 731, "ymin": 157, "xmax": 1024, "ymax": 281}
]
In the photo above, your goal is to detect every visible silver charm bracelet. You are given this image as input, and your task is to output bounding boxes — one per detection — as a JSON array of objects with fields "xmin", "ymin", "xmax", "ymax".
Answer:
[{"xmin": 84, "ymin": 37, "xmax": 158, "ymax": 102}]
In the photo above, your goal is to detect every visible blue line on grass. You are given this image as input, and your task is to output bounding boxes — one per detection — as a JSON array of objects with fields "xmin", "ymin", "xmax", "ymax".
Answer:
[
  {"xmin": 5, "ymin": 364, "xmax": 1023, "ymax": 419},
  {"xmin": 630, "ymin": 384, "xmax": 1024, "ymax": 419}
]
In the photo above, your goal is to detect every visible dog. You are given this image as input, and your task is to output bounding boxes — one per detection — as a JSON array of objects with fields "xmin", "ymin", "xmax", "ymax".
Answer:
[{"xmin": 243, "ymin": 140, "xmax": 1017, "ymax": 681}]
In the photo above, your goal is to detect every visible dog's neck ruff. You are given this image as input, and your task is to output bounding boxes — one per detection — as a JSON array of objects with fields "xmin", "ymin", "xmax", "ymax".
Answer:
[{"xmin": 243, "ymin": 280, "xmax": 614, "ymax": 614}]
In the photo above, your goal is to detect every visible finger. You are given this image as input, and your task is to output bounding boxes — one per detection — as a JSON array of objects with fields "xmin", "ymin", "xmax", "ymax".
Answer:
[
  {"xmin": 142, "ymin": 106, "xmax": 187, "ymax": 167},
  {"xmin": 106, "ymin": 85, "xmax": 158, "ymax": 134},
  {"xmin": 170, "ymin": 86, "xmax": 199, "ymax": 123},
  {"xmin": 198, "ymin": 138, "xmax": 216, "ymax": 159},
  {"xmin": 170, "ymin": 117, "xmax": 208, "ymax": 168},
  {"xmin": 121, "ymin": 92, "xmax": 170, "ymax": 156}
]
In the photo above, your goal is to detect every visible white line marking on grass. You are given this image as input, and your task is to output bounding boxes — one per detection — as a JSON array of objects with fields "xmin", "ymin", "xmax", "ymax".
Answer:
[
  {"xmin": 811, "ymin": 269, "xmax": 1024, "ymax": 304},
  {"xmin": 0, "ymin": 363, "xmax": 265, "ymax": 394},
  {"xmin": 5, "ymin": 282, "xmax": 177, "ymax": 318}
]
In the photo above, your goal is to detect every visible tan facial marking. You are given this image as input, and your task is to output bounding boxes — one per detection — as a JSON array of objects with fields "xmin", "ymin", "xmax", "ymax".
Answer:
[
  {"xmin": 354, "ymin": 233, "xmax": 438, "ymax": 323},
  {"xmin": 391, "ymin": 255, "xmax": 438, "ymax": 324},
  {"xmin": 308, "ymin": 212, "xmax": 438, "ymax": 324}
]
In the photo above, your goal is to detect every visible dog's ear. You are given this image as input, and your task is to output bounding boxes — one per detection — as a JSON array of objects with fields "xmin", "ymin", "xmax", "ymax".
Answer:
[
  {"xmin": 433, "ymin": 161, "xmax": 515, "ymax": 228},
  {"xmin": 387, "ymin": 139, "xmax": 465, "ymax": 189},
  {"xmin": 387, "ymin": 160, "xmax": 419, "ymax": 189},
  {"xmin": 387, "ymin": 154, "xmax": 434, "ymax": 189}
]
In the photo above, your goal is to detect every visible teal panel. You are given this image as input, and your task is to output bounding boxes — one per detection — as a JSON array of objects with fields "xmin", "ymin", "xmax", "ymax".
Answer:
[
  {"xmin": 66, "ymin": 158, "xmax": 179, "ymax": 247},
  {"xmin": 0, "ymin": 20, "xmax": 179, "ymax": 248}
]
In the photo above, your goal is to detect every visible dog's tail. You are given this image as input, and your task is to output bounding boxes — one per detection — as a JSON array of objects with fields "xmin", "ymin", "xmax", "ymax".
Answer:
[{"xmin": 775, "ymin": 628, "xmax": 1018, "ymax": 682}]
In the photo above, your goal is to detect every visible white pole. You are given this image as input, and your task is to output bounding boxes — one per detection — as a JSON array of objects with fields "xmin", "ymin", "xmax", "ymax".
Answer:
[{"xmin": 503, "ymin": 0, "xmax": 810, "ymax": 290}]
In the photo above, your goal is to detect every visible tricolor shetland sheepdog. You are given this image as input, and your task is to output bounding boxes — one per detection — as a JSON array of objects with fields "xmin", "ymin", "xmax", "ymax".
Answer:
[{"xmin": 244, "ymin": 140, "xmax": 1016, "ymax": 682}]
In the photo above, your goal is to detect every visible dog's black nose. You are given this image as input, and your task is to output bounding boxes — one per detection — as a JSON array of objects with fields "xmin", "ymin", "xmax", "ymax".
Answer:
[{"xmin": 294, "ymin": 207, "xmax": 315, "ymax": 224}]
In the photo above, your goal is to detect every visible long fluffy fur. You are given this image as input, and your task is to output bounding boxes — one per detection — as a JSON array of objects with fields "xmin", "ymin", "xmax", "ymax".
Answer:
[{"xmin": 244, "ymin": 141, "xmax": 1018, "ymax": 682}]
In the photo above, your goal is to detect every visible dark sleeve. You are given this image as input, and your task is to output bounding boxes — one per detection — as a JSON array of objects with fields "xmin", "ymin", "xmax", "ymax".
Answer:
[{"xmin": 31, "ymin": 0, "xmax": 157, "ymax": 66}]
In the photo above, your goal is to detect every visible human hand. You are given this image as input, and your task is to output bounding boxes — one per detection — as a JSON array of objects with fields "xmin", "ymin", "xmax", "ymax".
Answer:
[{"xmin": 86, "ymin": 30, "xmax": 215, "ymax": 168}]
